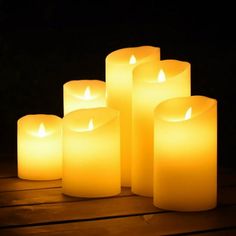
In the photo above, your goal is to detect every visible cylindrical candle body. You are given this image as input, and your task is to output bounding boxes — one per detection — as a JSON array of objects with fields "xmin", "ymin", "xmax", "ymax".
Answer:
[
  {"xmin": 63, "ymin": 107, "xmax": 120, "ymax": 197},
  {"xmin": 106, "ymin": 46, "xmax": 160, "ymax": 186},
  {"xmin": 132, "ymin": 60, "xmax": 191, "ymax": 197},
  {"xmin": 154, "ymin": 96, "xmax": 217, "ymax": 211},
  {"xmin": 17, "ymin": 114, "xmax": 62, "ymax": 180},
  {"xmin": 63, "ymin": 80, "xmax": 106, "ymax": 115}
]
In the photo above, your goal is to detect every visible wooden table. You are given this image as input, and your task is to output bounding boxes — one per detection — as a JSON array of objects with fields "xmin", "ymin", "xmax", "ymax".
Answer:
[{"xmin": 0, "ymin": 158, "xmax": 236, "ymax": 236}]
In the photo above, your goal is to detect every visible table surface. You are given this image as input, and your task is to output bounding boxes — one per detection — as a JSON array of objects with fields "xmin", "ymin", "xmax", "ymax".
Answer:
[{"xmin": 0, "ymin": 158, "xmax": 236, "ymax": 236}]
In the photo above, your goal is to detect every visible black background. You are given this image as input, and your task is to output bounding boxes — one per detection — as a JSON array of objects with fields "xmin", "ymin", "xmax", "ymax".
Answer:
[{"xmin": 0, "ymin": 1, "xmax": 235, "ymax": 168}]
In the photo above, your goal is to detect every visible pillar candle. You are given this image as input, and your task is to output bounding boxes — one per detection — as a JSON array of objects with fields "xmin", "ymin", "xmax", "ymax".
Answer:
[
  {"xmin": 132, "ymin": 59, "xmax": 191, "ymax": 197},
  {"xmin": 63, "ymin": 80, "xmax": 106, "ymax": 115},
  {"xmin": 154, "ymin": 95, "xmax": 217, "ymax": 211},
  {"xmin": 63, "ymin": 107, "xmax": 120, "ymax": 197},
  {"xmin": 106, "ymin": 45, "xmax": 160, "ymax": 186},
  {"xmin": 17, "ymin": 114, "xmax": 62, "ymax": 180}
]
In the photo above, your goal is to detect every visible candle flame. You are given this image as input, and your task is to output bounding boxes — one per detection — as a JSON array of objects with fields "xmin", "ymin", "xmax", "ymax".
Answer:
[
  {"xmin": 84, "ymin": 86, "xmax": 92, "ymax": 100},
  {"xmin": 88, "ymin": 119, "xmax": 94, "ymax": 131},
  {"xmin": 129, "ymin": 55, "xmax": 136, "ymax": 65},
  {"xmin": 157, "ymin": 69, "xmax": 166, "ymax": 83},
  {"xmin": 38, "ymin": 123, "xmax": 46, "ymax": 137},
  {"xmin": 184, "ymin": 107, "xmax": 192, "ymax": 120}
]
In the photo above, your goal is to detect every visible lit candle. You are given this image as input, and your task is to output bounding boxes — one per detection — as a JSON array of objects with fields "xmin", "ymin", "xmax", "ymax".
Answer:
[
  {"xmin": 106, "ymin": 45, "xmax": 160, "ymax": 186},
  {"xmin": 154, "ymin": 95, "xmax": 217, "ymax": 211},
  {"xmin": 17, "ymin": 114, "xmax": 62, "ymax": 180},
  {"xmin": 63, "ymin": 107, "xmax": 120, "ymax": 197},
  {"xmin": 132, "ymin": 59, "xmax": 191, "ymax": 197},
  {"xmin": 63, "ymin": 80, "xmax": 106, "ymax": 115}
]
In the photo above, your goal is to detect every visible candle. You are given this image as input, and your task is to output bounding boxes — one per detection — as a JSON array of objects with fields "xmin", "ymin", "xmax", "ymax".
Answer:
[
  {"xmin": 106, "ymin": 45, "xmax": 160, "ymax": 186},
  {"xmin": 17, "ymin": 114, "xmax": 62, "ymax": 180},
  {"xmin": 132, "ymin": 59, "xmax": 191, "ymax": 197},
  {"xmin": 62, "ymin": 107, "xmax": 120, "ymax": 197},
  {"xmin": 154, "ymin": 95, "xmax": 217, "ymax": 211},
  {"xmin": 63, "ymin": 80, "xmax": 106, "ymax": 115}
]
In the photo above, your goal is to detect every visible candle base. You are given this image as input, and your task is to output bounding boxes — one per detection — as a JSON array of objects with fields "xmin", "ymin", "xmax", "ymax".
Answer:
[
  {"xmin": 62, "ymin": 188, "xmax": 121, "ymax": 198},
  {"xmin": 18, "ymin": 175, "xmax": 61, "ymax": 181},
  {"xmin": 153, "ymin": 200, "xmax": 217, "ymax": 212}
]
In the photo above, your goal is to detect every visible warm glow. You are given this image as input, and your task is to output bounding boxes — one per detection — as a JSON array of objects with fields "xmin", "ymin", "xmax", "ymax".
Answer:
[
  {"xmin": 157, "ymin": 69, "xmax": 166, "ymax": 83},
  {"xmin": 154, "ymin": 96, "xmax": 217, "ymax": 211},
  {"xmin": 83, "ymin": 86, "xmax": 93, "ymax": 100},
  {"xmin": 62, "ymin": 107, "xmax": 120, "ymax": 197},
  {"xmin": 129, "ymin": 55, "xmax": 136, "ymax": 65},
  {"xmin": 184, "ymin": 107, "xmax": 192, "ymax": 120},
  {"xmin": 18, "ymin": 114, "xmax": 62, "ymax": 180},
  {"xmin": 38, "ymin": 123, "xmax": 46, "ymax": 137},
  {"xmin": 88, "ymin": 119, "xmax": 94, "ymax": 131}
]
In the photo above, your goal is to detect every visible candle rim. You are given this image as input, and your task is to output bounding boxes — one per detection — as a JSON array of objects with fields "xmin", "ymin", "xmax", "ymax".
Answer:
[
  {"xmin": 133, "ymin": 59, "xmax": 190, "ymax": 84},
  {"xmin": 63, "ymin": 107, "xmax": 119, "ymax": 132},
  {"xmin": 154, "ymin": 95, "xmax": 217, "ymax": 123},
  {"xmin": 105, "ymin": 45, "xmax": 160, "ymax": 65},
  {"xmin": 17, "ymin": 114, "xmax": 62, "ymax": 134},
  {"xmin": 64, "ymin": 79, "xmax": 105, "ymax": 95},
  {"xmin": 64, "ymin": 79, "xmax": 105, "ymax": 87},
  {"xmin": 18, "ymin": 114, "xmax": 61, "ymax": 123}
]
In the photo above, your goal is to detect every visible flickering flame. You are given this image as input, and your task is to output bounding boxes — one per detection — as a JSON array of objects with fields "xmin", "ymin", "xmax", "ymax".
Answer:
[
  {"xmin": 83, "ymin": 86, "xmax": 92, "ymax": 100},
  {"xmin": 184, "ymin": 107, "xmax": 192, "ymax": 120},
  {"xmin": 129, "ymin": 55, "xmax": 136, "ymax": 65},
  {"xmin": 88, "ymin": 119, "xmax": 94, "ymax": 131},
  {"xmin": 38, "ymin": 123, "xmax": 46, "ymax": 137},
  {"xmin": 157, "ymin": 69, "xmax": 166, "ymax": 83}
]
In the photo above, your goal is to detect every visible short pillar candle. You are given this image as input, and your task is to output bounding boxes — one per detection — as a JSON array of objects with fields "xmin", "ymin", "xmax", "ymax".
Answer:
[
  {"xmin": 17, "ymin": 114, "xmax": 62, "ymax": 180},
  {"xmin": 154, "ymin": 96, "xmax": 217, "ymax": 211},
  {"xmin": 62, "ymin": 107, "xmax": 120, "ymax": 197}
]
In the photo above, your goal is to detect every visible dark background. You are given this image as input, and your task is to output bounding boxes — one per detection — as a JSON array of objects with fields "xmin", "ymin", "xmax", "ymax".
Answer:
[{"xmin": 0, "ymin": 1, "xmax": 235, "ymax": 168}]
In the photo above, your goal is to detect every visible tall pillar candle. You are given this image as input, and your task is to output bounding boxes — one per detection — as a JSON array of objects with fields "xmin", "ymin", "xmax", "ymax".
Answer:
[
  {"xmin": 154, "ymin": 96, "xmax": 217, "ymax": 211},
  {"xmin": 106, "ymin": 45, "xmax": 160, "ymax": 186},
  {"xmin": 17, "ymin": 114, "xmax": 62, "ymax": 180},
  {"xmin": 132, "ymin": 59, "xmax": 191, "ymax": 197},
  {"xmin": 63, "ymin": 107, "xmax": 120, "ymax": 197},
  {"xmin": 63, "ymin": 80, "xmax": 106, "ymax": 115}
]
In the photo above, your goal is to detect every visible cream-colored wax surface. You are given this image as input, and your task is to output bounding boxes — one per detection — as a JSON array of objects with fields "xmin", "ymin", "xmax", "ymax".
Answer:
[
  {"xmin": 154, "ymin": 96, "xmax": 217, "ymax": 211},
  {"xmin": 63, "ymin": 107, "xmax": 120, "ymax": 197},
  {"xmin": 17, "ymin": 114, "xmax": 62, "ymax": 180},
  {"xmin": 106, "ymin": 46, "xmax": 160, "ymax": 186},
  {"xmin": 132, "ymin": 59, "xmax": 191, "ymax": 197},
  {"xmin": 63, "ymin": 80, "xmax": 106, "ymax": 115}
]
